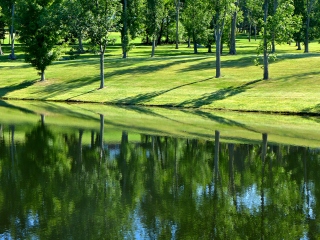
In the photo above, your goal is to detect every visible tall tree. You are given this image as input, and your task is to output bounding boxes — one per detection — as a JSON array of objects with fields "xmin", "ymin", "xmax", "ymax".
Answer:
[
  {"xmin": 182, "ymin": 0, "xmax": 211, "ymax": 54},
  {"xmin": 145, "ymin": 0, "xmax": 165, "ymax": 57},
  {"xmin": 83, "ymin": 0, "xmax": 120, "ymax": 88},
  {"xmin": 0, "ymin": 0, "xmax": 16, "ymax": 59},
  {"xmin": 61, "ymin": 0, "xmax": 88, "ymax": 53},
  {"xmin": 120, "ymin": 0, "xmax": 143, "ymax": 58},
  {"xmin": 304, "ymin": 0, "xmax": 318, "ymax": 53},
  {"xmin": 229, "ymin": 0, "xmax": 240, "ymax": 55},
  {"xmin": 260, "ymin": 0, "xmax": 301, "ymax": 80},
  {"xmin": 212, "ymin": 0, "xmax": 232, "ymax": 78},
  {"xmin": 17, "ymin": 0, "xmax": 64, "ymax": 81},
  {"xmin": 0, "ymin": 8, "xmax": 5, "ymax": 55},
  {"xmin": 174, "ymin": 0, "xmax": 180, "ymax": 49}
]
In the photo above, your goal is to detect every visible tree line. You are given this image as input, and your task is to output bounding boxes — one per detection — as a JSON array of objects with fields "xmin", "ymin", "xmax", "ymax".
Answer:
[{"xmin": 0, "ymin": 0, "xmax": 319, "ymax": 85}]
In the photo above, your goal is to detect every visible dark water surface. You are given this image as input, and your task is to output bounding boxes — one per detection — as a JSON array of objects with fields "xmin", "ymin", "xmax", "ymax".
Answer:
[{"xmin": 1, "ymin": 103, "xmax": 320, "ymax": 239}]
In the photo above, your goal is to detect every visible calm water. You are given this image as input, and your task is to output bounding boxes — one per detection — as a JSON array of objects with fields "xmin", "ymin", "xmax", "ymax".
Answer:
[{"xmin": 1, "ymin": 115, "xmax": 320, "ymax": 239}]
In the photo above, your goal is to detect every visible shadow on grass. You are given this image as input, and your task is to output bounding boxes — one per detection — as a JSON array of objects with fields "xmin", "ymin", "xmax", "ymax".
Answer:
[
  {"xmin": 32, "ymin": 76, "xmax": 99, "ymax": 99},
  {"xmin": 0, "ymin": 80, "xmax": 36, "ymax": 98},
  {"xmin": 116, "ymin": 76, "xmax": 214, "ymax": 104},
  {"xmin": 177, "ymin": 79, "xmax": 262, "ymax": 108}
]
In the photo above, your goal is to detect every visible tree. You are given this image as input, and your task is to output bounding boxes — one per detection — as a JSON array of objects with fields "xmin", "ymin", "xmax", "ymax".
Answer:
[
  {"xmin": 229, "ymin": 0, "xmax": 240, "ymax": 55},
  {"xmin": 182, "ymin": 0, "xmax": 211, "ymax": 54},
  {"xmin": 259, "ymin": 0, "xmax": 301, "ymax": 80},
  {"xmin": 17, "ymin": 0, "xmax": 64, "ymax": 81},
  {"xmin": 174, "ymin": 0, "xmax": 181, "ymax": 49},
  {"xmin": 245, "ymin": 0, "xmax": 263, "ymax": 42},
  {"xmin": 145, "ymin": 0, "xmax": 165, "ymax": 57},
  {"xmin": 120, "ymin": 0, "xmax": 143, "ymax": 58},
  {"xmin": 0, "ymin": 0, "xmax": 16, "ymax": 59},
  {"xmin": 83, "ymin": 0, "xmax": 120, "ymax": 88},
  {"xmin": 212, "ymin": 0, "xmax": 232, "ymax": 78},
  {"xmin": 61, "ymin": 0, "xmax": 88, "ymax": 53},
  {"xmin": 0, "ymin": 8, "xmax": 5, "ymax": 55},
  {"xmin": 304, "ymin": 0, "xmax": 318, "ymax": 53}
]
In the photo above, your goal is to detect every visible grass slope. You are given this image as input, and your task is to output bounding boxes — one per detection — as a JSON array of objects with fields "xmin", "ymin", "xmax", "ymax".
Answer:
[
  {"xmin": 0, "ymin": 35, "xmax": 320, "ymax": 114},
  {"xmin": 2, "ymin": 100, "xmax": 320, "ymax": 147}
]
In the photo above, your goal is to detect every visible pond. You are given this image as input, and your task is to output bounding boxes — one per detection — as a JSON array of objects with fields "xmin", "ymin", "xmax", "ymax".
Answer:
[{"xmin": 1, "ymin": 101, "xmax": 320, "ymax": 239}]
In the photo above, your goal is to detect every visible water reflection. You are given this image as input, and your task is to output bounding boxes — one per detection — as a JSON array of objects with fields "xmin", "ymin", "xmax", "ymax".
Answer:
[{"xmin": 0, "ymin": 117, "xmax": 319, "ymax": 239}]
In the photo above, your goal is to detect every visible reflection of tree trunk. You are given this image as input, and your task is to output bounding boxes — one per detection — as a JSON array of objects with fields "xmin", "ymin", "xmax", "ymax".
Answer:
[
  {"xmin": 174, "ymin": 138, "xmax": 179, "ymax": 197},
  {"xmin": 0, "ymin": 125, "xmax": 3, "ymax": 139},
  {"xmin": 228, "ymin": 144, "xmax": 236, "ymax": 206},
  {"xmin": 214, "ymin": 131, "xmax": 220, "ymax": 178},
  {"xmin": 121, "ymin": 131, "xmax": 128, "ymax": 144},
  {"xmin": 91, "ymin": 130, "xmax": 95, "ymax": 149},
  {"xmin": 100, "ymin": 114, "xmax": 104, "ymax": 159},
  {"xmin": 78, "ymin": 129, "xmax": 83, "ymax": 163},
  {"xmin": 41, "ymin": 114, "xmax": 45, "ymax": 125},
  {"xmin": 260, "ymin": 133, "xmax": 267, "ymax": 239},
  {"xmin": 10, "ymin": 125, "xmax": 15, "ymax": 165}
]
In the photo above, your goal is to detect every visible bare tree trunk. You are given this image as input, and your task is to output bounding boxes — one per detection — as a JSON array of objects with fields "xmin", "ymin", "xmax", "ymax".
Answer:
[
  {"xmin": 151, "ymin": 36, "xmax": 156, "ymax": 57},
  {"xmin": 193, "ymin": 30, "xmax": 197, "ymax": 54},
  {"xmin": 40, "ymin": 70, "xmax": 45, "ymax": 81},
  {"xmin": 304, "ymin": 11, "xmax": 310, "ymax": 53},
  {"xmin": 78, "ymin": 34, "xmax": 84, "ymax": 53},
  {"xmin": 0, "ymin": 42, "xmax": 3, "ymax": 55},
  {"xmin": 122, "ymin": 0, "xmax": 128, "ymax": 58},
  {"xmin": 229, "ymin": 1, "xmax": 238, "ymax": 55},
  {"xmin": 9, "ymin": 4, "xmax": 16, "ymax": 60},
  {"xmin": 271, "ymin": 0, "xmax": 278, "ymax": 53},
  {"xmin": 100, "ymin": 45, "xmax": 105, "ymax": 89},
  {"xmin": 248, "ymin": 23, "xmax": 251, "ymax": 42},
  {"xmin": 175, "ymin": 0, "xmax": 180, "ymax": 49},
  {"xmin": 215, "ymin": 32, "xmax": 221, "ymax": 78},
  {"xmin": 187, "ymin": 36, "xmax": 191, "ymax": 48},
  {"xmin": 263, "ymin": 0, "xmax": 269, "ymax": 80},
  {"xmin": 297, "ymin": 41, "xmax": 301, "ymax": 50}
]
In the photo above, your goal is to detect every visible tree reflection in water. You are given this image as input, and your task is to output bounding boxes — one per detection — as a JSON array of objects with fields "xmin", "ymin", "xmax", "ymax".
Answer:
[{"xmin": 0, "ymin": 119, "xmax": 319, "ymax": 239}]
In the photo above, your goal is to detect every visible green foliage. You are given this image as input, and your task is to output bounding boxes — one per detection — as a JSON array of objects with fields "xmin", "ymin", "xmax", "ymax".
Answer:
[{"xmin": 17, "ymin": 0, "xmax": 64, "ymax": 79}]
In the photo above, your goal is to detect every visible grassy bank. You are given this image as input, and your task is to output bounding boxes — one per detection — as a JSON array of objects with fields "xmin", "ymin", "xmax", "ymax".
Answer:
[
  {"xmin": 1, "ymin": 35, "xmax": 320, "ymax": 114},
  {"xmin": 2, "ymin": 100, "xmax": 320, "ymax": 147}
]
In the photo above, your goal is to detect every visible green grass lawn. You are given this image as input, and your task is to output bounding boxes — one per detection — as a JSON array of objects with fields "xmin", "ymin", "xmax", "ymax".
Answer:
[{"xmin": 0, "ymin": 33, "xmax": 320, "ymax": 114}]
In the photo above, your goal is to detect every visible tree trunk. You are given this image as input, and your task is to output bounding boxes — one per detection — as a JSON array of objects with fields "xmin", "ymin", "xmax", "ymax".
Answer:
[
  {"xmin": 271, "ymin": 0, "xmax": 278, "ymax": 53},
  {"xmin": 100, "ymin": 45, "xmax": 105, "ymax": 88},
  {"xmin": 215, "ymin": 32, "xmax": 221, "ymax": 78},
  {"xmin": 0, "ymin": 42, "xmax": 3, "ymax": 55},
  {"xmin": 263, "ymin": 0, "xmax": 269, "ymax": 80},
  {"xmin": 193, "ymin": 30, "xmax": 197, "ymax": 54},
  {"xmin": 151, "ymin": 36, "xmax": 156, "ymax": 57},
  {"xmin": 122, "ymin": 0, "xmax": 128, "ymax": 58},
  {"xmin": 78, "ymin": 34, "xmax": 84, "ymax": 53},
  {"xmin": 175, "ymin": 0, "xmax": 180, "ymax": 49},
  {"xmin": 297, "ymin": 41, "xmax": 301, "ymax": 50},
  {"xmin": 208, "ymin": 44, "xmax": 212, "ymax": 53},
  {"xmin": 254, "ymin": 25, "xmax": 257, "ymax": 41},
  {"xmin": 40, "ymin": 70, "xmax": 45, "ymax": 81},
  {"xmin": 9, "ymin": 4, "xmax": 16, "ymax": 60},
  {"xmin": 229, "ymin": 1, "xmax": 237, "ymax": 55},
  {"xmin": 304, "ymin": 13, "xmax": 310, "ymax": 53},
  {"xmin": 187, "ymin": 36, "xmax": 191, "ymax": 48},
  {"xmin": 248, "ymin": 23, "xmax": 251, "ymax": 42}
]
